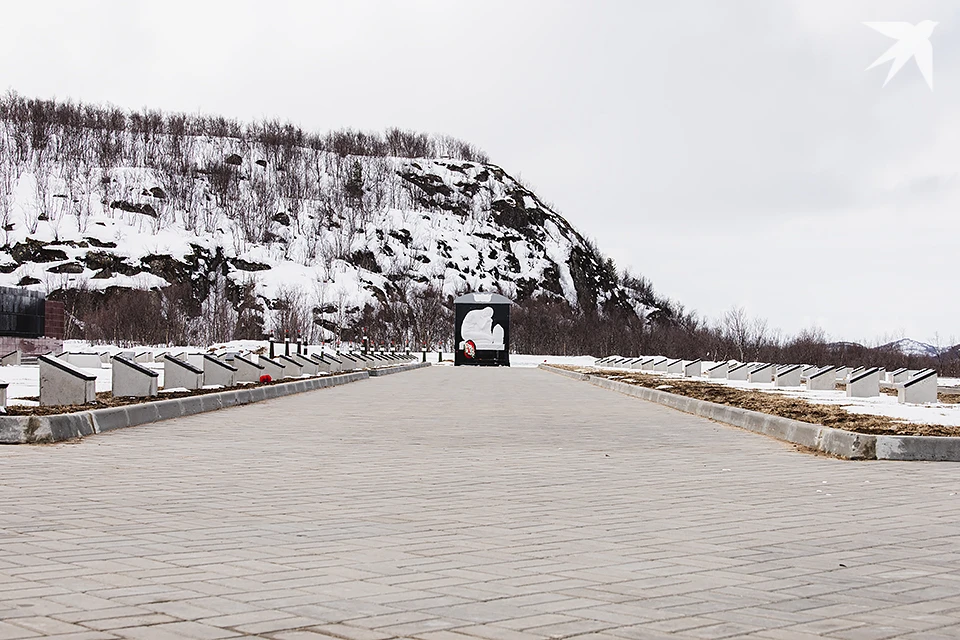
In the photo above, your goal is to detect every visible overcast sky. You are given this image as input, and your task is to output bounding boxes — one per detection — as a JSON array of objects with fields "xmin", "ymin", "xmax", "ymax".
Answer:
[{"xmin": 1, "ymin": 0, "xmax": 957, "ymax": 344}]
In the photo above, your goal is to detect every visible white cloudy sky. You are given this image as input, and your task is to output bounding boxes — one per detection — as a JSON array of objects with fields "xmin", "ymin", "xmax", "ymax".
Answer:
[{"xmin": 1, "ymin": 0, "xmax": 957, "ymax": 344}]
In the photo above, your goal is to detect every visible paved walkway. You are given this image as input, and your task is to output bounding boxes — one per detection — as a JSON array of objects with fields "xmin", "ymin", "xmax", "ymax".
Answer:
[{"xmin": 1, "ymin": 367, "xmax": 960, "ymax": 640}]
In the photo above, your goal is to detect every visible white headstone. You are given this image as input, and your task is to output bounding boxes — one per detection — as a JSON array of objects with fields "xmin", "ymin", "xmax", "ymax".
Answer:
[
  {"xmin": 898, "ymin": 370, "xmax": 938, "ymax": 404},
  {"xmin": 774, "ymin": 365, "xmax": 802, "ymax": 387},
  {"xmin": 706, "ymin": 361, "xmax": 728, "ymax": 378},
  {"xmin": 203, "ymin": 355, "xmax": 237, "ymax": 387},
  {"xmin": 234, "ymin": 355, "xmax": 265, "ymax": 383},
  {"xmin": 112, "ymin": 356, "xmax": 159, "ymax": 398},
  {"xmin": 0, "ymin": 350, "xmax": 21, "ymax": 366},
  {"xmin": 309, "ymin": 354, "xmax": 333, "ymax": 374},
  {"xmin": 683, "ymin": 359, "xmax": 702, "ymax": 377},
  {"xmin": 847, "ymin": 367, "xmax": 882, "ymax": 398},
  {"xmin": 163, "ymin": 355, "xmax": 204, "ymax": 390},
  {"xmin": 277, "ymin": 355, "xmax": 303, "ymax": 376},
  {"xmin": 806, "ymin": 366, "xmax": 837, "ymax": 391},
  {"xmin": 61, "ymin": 352, "xmax": 102, "ymax": 369},
  {"xmin": 666, "ymin": 359, "xmax": 683, "ymax": 374},
  {"xmin": 320, "ymin": 353, "xmax": 343, "ymax": 373},
  {"xmin": 748, "ymin": 364, "xmax": 774, "ymax": 383},
  {"xmin": 291, "ymin": 354, "xmax": 319, "ymax": 375},
  {"xmin": 39, "ymin": 355, "xmax": 97, "ymax": 406},
  {"xmin": 258, "ymin": 356, "xmax": 286, "ymax": 380},
  {"xmin": 347, "ymin": 354, "xmax": 368, "ymax": 369},
  {"xmin": 887, "ymin": 368, "xmax": 910, "ymax": 383},
  {"xmin": 728, "ymin": 362, "xmax": 751, "ymax": 381}
]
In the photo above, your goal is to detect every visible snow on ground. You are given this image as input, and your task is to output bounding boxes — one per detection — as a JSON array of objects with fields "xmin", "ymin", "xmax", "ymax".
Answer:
[
  {"xmin": 590, "ymin": 364, "xmax": 960, "ymax": 427},
  {"xmin": 510, "ymin": 355, "xmax": 597, "ymax": 368}
]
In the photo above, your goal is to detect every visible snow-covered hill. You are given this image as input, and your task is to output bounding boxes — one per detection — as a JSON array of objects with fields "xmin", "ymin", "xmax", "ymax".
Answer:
[
  {"xmin": 0, "ymin": 94, "xmax": 655, "ymax": 343},
  {"xmin": 881, "ymin": 338, "xmax": 945, "ymax": 358}
]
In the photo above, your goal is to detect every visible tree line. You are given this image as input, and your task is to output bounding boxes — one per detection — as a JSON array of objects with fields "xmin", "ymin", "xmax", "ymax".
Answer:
[{"xmin": 0, "ymin": 90, "xmax": 488, "ymax": 165}]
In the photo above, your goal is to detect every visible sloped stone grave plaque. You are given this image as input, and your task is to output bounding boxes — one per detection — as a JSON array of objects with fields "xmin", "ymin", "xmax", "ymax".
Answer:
[
  {"xmin": 706, "ymin": 361, "xmax": 728, "ymax": 378},
  {"xmin": 234, "ymin": 355, "xmax": 265, "ymax": 383},
  {"xmin": 61, "ymin": 352, "xmax": 102, "ymax": 369},
  {"xmin": 203, "ymin": 355, "xmax": 237, "ymax": 387},
  {"xmin": 163, "ymin": 355, "xmax": 203, "ymax": 390},
  {"xmin": 807, "ymin": 366, "xmax": 837, "ymax": 391},
  {"xmin": 898, "ymin": 370, "xmax": 938, "ymax": 404},
  {"xmin": 774, "ymin": 364, "xmax": 802, "ymax": 387},
  {"xmin": 277, "ymin": 355, "xmax": 303, "ymax": 376},
  {"xmin": 258, "ymin": 356, "xmax": 286, "ymax": 380},
  {"xmin": 39, "ymin": 354, "xmax": 96, "ymax": 406},
  {"xmin": 847, "ymin": 367, "xmax": 882, "ymax": 398},
  {"xmin": 728, "ymin": 362, "xmax": 751, "ymax": 380},
  {"xmin": 112, "ymin": 355, "xmax": 159, "ymax": 398},
  {"xmin": 748, "ymin": 363, "xmax": 774, "ymax": 383},
  {"xmin": 683, "ymin": 359, "xmax": 702, "ymax": 377}
]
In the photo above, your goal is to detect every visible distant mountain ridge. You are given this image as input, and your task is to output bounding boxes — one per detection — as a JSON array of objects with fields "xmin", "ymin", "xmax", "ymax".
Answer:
[{"xmin": 880, "ymin": 338, "xmax": 949, "ymax": 358}]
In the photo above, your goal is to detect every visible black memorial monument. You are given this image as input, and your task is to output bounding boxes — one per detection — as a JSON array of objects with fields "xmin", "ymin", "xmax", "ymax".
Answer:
[{"xmin": 453, "ymin": 292, "xmax": 511, "ymax": 367}]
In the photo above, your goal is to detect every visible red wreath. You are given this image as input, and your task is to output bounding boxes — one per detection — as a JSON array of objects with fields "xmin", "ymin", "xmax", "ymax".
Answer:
[{"xmin": 464, "ymin": 340, "xmax": 476, "ymax": 359}]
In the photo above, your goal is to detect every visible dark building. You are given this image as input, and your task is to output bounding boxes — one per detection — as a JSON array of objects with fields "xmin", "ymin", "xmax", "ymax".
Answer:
[
  {"xmin": 454, "ymin": 292, "xmax": 511, "ymax": 366},
  {"xmin": 0, "ymin": 287, "xmax": 47, "ymax": 337},
  {"xmin": 0, "ymin": 286, "xmax": 65, "ymax": 357}
]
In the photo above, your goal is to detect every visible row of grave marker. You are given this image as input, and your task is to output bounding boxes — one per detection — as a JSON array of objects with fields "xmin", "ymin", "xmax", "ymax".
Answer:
[
  {"xmin": 19, "ymin": 351, "xmax": 415, "ymax": 407},
  {"xmin": 594, "ymin": 356, "xmax": 938, "ymax": 405}
]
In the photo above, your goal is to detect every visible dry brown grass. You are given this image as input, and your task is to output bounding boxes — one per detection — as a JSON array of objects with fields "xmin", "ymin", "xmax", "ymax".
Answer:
[{"xmin": 558, "ymin": 366, "xmax": 960, "ymax": 437}]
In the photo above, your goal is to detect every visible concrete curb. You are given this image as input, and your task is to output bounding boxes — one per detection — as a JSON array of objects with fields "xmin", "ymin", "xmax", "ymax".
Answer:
[
  {"xmin": 368, "ymin": 361, "xmax": 431, "ymax": 377},
  {"xmin": 874, "ymin": 435, "xmax": 960, "ymax": 461},
  {"xmin": 1, "ymin": 371, "xmax": 369, "ymax": 444},
  {"xmin": 540, "ymin": 365, "xmax": 960, "ymax": 461}
]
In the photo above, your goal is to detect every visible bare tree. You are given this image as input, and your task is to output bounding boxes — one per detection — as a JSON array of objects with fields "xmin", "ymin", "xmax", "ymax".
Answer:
[{"xmin": 721, "ymin": 306, "xmax": 750, "ymax": 361}]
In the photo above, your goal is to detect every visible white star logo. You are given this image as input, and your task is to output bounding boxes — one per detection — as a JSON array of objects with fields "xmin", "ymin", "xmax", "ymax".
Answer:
[{"xmin": 864, "ymin": 21, "xmax": 937, "ymax": 90}]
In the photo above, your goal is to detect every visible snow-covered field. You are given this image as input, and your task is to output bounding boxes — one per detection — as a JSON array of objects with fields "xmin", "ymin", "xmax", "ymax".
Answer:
[{"xmin": 589, "ymin": 364, "xmax": 960, "ymax": 427}]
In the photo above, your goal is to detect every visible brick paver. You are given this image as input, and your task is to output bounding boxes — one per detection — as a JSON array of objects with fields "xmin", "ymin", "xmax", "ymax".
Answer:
[{"xmin": 1, "ymin": 367, "xmax": 959, "ymax": 639}]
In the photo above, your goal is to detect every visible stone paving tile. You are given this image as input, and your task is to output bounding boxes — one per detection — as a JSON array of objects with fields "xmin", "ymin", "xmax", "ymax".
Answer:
[
  {"xmin": 140, "ymin": 621, "xmax": 238, "ymax": 640},
  {"xmin": 305, "ymin": 624, "xmax": 395, "ymax": 640},
  {"xmin": 6, "ymin": 620, "xmax": 88, "ymax": 636},
  {"xmin": 73, "ymin": 615, "xmax": 176, "ymax": 632},
  {"xmin": 24, "ymin": 634, "xmax": 119, "ymax": 640},
  {"xmin": 3, "ymin": 367, "xmax": 960, "ymax": 639},
  {"xmin": 0, "ymin": 621, "xmax": 40, "ymax": 640}
]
